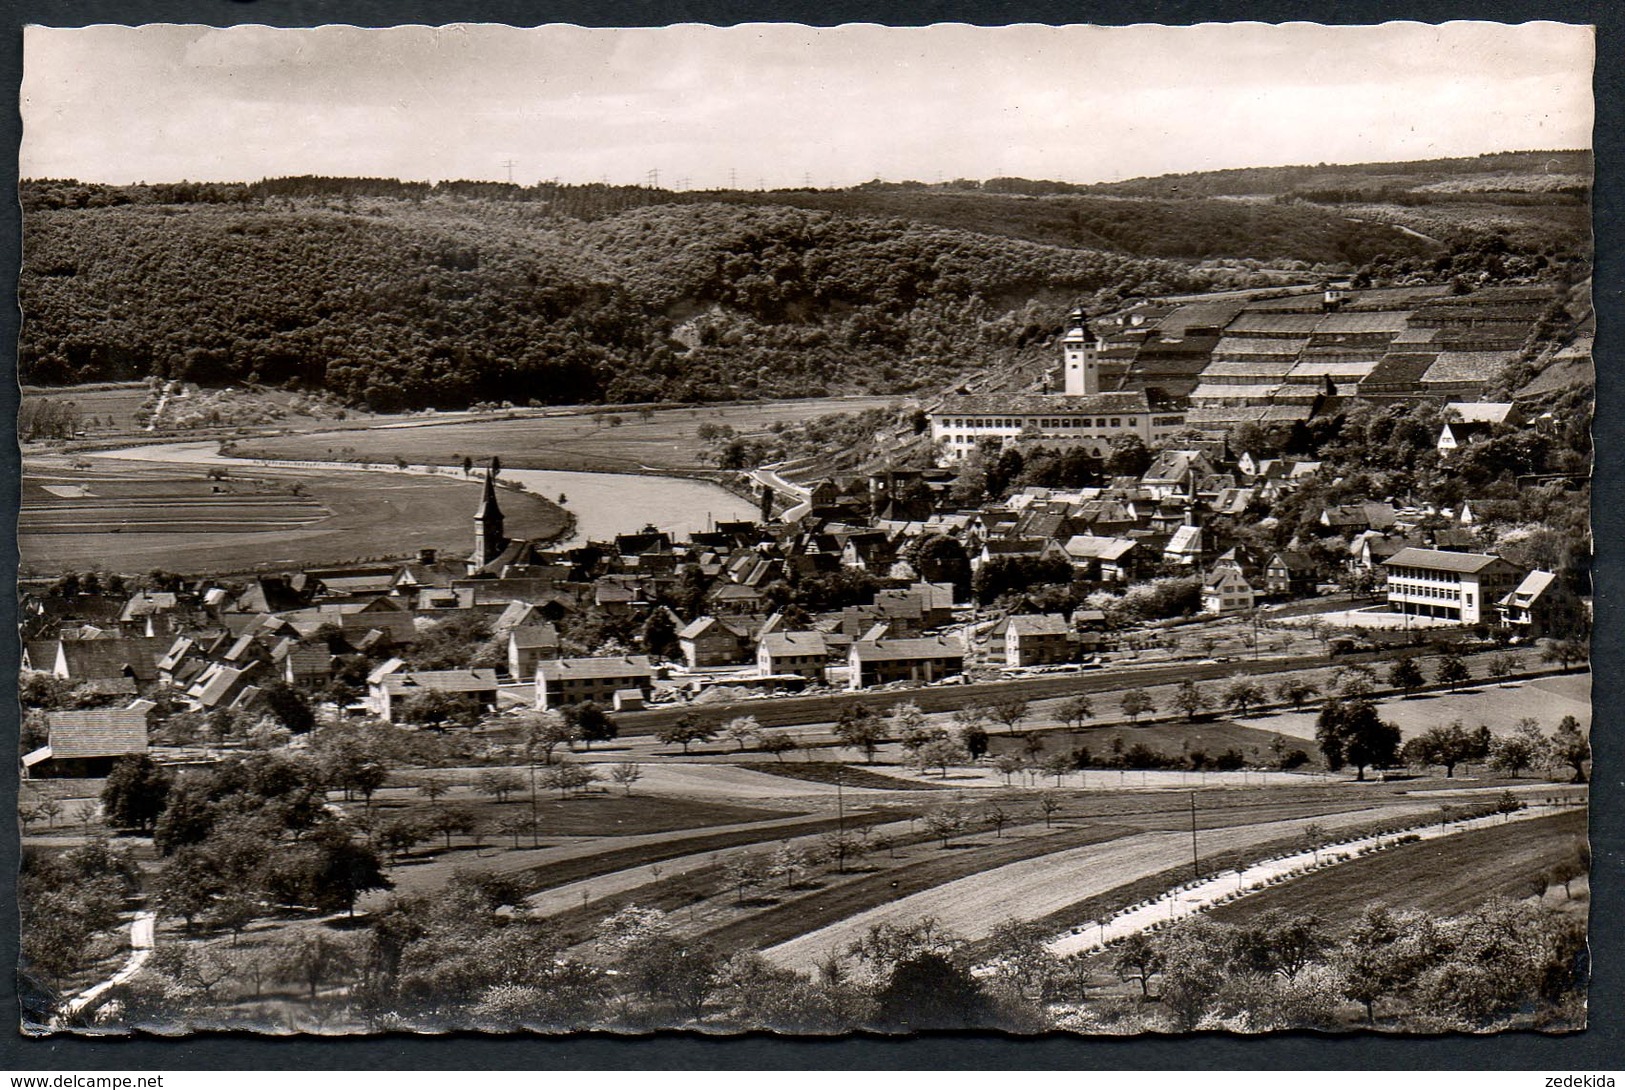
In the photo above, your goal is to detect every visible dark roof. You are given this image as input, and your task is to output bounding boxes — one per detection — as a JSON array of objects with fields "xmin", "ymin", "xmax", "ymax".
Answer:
[
  {"xmin": 45, "ymin": 708, "xmax": 148, "ymax": 758},
  {"xmin": 381, "ymin": 668, "xmax": 501, "ymax": 695},
  {"xmin": 536, "ymin": 656, "xmax": 655, "ymax": 682},
  {"xmin": 851, "ymin": 637, "xmax": 966, "ymax": 662},
  {"xmin": 1382, "ymin": 547, "xmax": 1508, "ymax": 573},
  {"xmin": 55, "ymin": 637, "xmax": 165, "ymax": 682}
]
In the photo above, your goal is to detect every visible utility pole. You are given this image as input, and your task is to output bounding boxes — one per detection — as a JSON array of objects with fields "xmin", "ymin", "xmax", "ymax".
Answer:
[
  {"xmin": 646, "ymin": 167, "xmax": 660, "ymax": 189},
  {"xmin": 502, "ymin": 158, "xmax": 518, "ymax": 184},
  {"xmin": 1189, "ymin": 790, "xmax": 1200, "ymax": 878},
  {"xmin": 836, "ymin": 766, "xmax": 845, "ymax": 835},
  {"xmin": 729, "ymin": 167, "xmax": 738, "ymax": 189}
]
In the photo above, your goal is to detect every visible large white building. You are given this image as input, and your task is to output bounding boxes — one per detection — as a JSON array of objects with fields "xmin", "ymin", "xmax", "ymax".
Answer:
[
  {"xmin": 1381, "ymin": 547, "xmax": 1520, "ymax": 625},
  {"xmin": 927, "ymin": 310, "xmax": 1187, "ymax": 463}
]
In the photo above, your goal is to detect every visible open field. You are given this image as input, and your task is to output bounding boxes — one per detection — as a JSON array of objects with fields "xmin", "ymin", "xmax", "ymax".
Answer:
[
  {"xmin": 18, "ymin": 459, "xmax": 567, "ymax": 576},
  {"xmin": 762, "ymin": 796, "xmax": 1445, "ymax": 969},
  {"xmin": 229, "ymin": 395, "xmax": 907, "ymax": 474},
  {"xmin": 1205, "ymin": 809, "xmax": 1588, "ymax": 929},
  {"xmin": 1237, "ymin": 672, "xmax": 1592, "ymax": 742},
  {"xmin": 21, "ymin": 383, "xmax": 151, "ymax": 435},
  {"xmin": 363, "ymin": 782, "xmax": 788, "ymax": 838}
]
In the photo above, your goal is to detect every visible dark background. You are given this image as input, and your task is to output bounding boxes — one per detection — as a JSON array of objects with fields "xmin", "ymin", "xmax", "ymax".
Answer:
[{"xmin": 0, "ymin": 0, "xmax": 1616, "ymax": 1070}]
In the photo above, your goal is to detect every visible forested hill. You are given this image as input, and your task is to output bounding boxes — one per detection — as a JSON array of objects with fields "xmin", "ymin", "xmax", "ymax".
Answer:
[{"xmin": 20, "ymin": 157, "xmax": 1576, "ymax": 410}]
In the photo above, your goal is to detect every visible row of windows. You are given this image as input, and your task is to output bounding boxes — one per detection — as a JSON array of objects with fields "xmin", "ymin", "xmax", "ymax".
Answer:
[
  {"xmin": 1390, "ymin": 584, "xmax": 1461, "ymax": 601},
  {"xmin": 549, "ymin": 677, "xmax": 643, "ymax": 689},
  {"xmin": 1387, "ymin": 567, "xmax": 1465, "ymax": 583},
  {"xmin": 939, "ymin": 416, "xmax": 1135, "ymax": 429}
]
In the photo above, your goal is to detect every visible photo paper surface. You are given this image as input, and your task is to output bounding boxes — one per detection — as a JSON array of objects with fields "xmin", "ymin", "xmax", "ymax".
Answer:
[{"xmin": 16, "ymin": 21, "xmax": 1594, "ymax": 1036}]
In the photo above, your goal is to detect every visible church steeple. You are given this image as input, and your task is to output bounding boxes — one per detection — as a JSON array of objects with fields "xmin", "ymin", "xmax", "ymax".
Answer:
[{"xmin": 472, "ymin": 462, "xmax": 507, "ymax": 570}]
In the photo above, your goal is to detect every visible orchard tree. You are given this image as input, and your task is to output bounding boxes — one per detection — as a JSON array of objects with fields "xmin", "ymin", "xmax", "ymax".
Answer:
[
  {"xmin": 923, "ymin": 807, "xmax": 967, "ymax": 848},
  {"xmin": 757, "ymin": 734, "xmax": 798, "ymax": 762},
  {"xmin": 101, "ymin": 754, "xmax": 172, "ymax": 833},
  {"xmin": 475, "ymin": 768, "xmax": 523, "ymax": 804},
  {"xmin": 1315, "ymin": 698, "xmax": 1401, "ymax": 781},
  {"xmin": 1405, "ymin": 719, "xmax": 1476, "ymax": 778},
  {"xmin": 1112, "ymin": 932, "xmax": 1163, "ymax": 1000},
  {"xmin": 1491, "ymin": 718, "xmax": 1549, "ymax": 778},
  {"xmin": 957, "ymin": 722, "xmax": 990, "ymax": 760},
  {"xmin": 1275, "ymin": 678, "xmax": 1320, "ymax": 710},
  {"xmin": 1387, "ymin": 657, "xmax": 1425, "ymax": 696},
  {"xmin": 1037, "ymin": 791, "xmax": 1062, "ymax": 828},
  {"xmin": 1120, "ymin": 688, "xmax": 1155, "ymax": 724},
  {"xmin": 1540, "ymin": 639, "xmax": 1587, "ymax": 672},
  {"xmin": 1550, "ymin": 715, "xmax": 1589, "ymax": 783},
  {"xmin": 569, "ymin": 702, "xmax": 619, "ymax": 749},
  {"xmin": 658, "ymin": 712, "xmax": 715, "ymax": 755},
  {"xmin": 1056, "ymin": 695, "xmax": 1094, "ymax": 730},
  {"xmin": 721, "ymin": 715, "xmax": 761, "ymax": 753},
  {"xmin": 1220, "ymin": 677, "xmax": 1265, "ymax": 716},
  {"xmin": 989, "ymin": 699, "xmax": 1030, "ymax": 734},
  {"xmin": 994, "ymin": 753, "xmax": 1024, "ymax": 785},
  {"xmin": 1171, "ymin": 680, "xmax": 1208, "ymax": 722},
  {"xmin": 913, "ymin": 737, "xmax": 968, "ymax": 779},
  {"xmin": 833, "ymin": 707, "xmax": 886, "ymax": 764},
  {"xmin": 1434, "ymin": 653, "xmax": 1471, "ymax": 692}
]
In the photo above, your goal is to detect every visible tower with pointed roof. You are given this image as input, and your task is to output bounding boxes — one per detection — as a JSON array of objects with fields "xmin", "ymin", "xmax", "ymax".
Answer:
[{"xmin": 472, "ymin": 462, "xmax": 507, "ymax": 571}]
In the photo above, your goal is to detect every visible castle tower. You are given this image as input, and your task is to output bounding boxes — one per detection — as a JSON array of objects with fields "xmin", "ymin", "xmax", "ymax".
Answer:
[
  {"xmin": 1061, "ymin": 308, "xmax": 1100, "ymax": 396},
  {"xmin": 472, "ymin": 462, "xmax": 507, "ymax": 570}
]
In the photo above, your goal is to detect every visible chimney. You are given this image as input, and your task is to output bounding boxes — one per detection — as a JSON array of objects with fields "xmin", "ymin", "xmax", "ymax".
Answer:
[{"xmin": 418, "ymin": 548, "xmax": 438, "ymax": 565}]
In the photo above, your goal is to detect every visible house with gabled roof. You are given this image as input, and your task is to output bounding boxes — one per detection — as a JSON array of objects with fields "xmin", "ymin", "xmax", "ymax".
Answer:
[
  {"xmin": 535, "ymin": 656, "xmax": 654, "ymax": 710},
  {"xmin": 757, "ymin": 631, "xmax": 830, "ymax": 681},
  {"xmin": 1498, "ymin": 569, "xmax": 1584, "ymax": 639},
  {"xmin": 1264, "ymin": 551, "xmax": 1319, "ymax": 598},
  {"xmin": 370, "ymin": 663, "xmax": 502, "ymax": 722},
  {"xmin": 848, "ymin": 636, "xmax": 966, "ymax": 690},
  {"xmin": 1062, "ymin": 534, "xmax": 1139, "ymax": 582},
  {"xmin": 991, "ymin": 613, "xmax": 1074, "ymax": 666},
  {"xmin": 1201, "ymin": 566, "xmax": 1256, "ymax": 615},
  {"xmin": 53, "ymin": 636, "xmax": 166, "ymax": 685},
  {"xmin": 678, "ymin": 615, "xmax": 751, "ymax": 669},
  {"xmin": 508, "ymin": 623, "xmax": 563, "ymax": 678}
]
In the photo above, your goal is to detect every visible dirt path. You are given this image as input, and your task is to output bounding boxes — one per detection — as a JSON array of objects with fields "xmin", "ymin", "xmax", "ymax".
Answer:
[
  {"xmin": 761, "ymin": 800, "xmax": 1439, "ymax": 970},
  {"xmin": 59, "ymin": 911, "xmax": 156, "ymax": 1024}
]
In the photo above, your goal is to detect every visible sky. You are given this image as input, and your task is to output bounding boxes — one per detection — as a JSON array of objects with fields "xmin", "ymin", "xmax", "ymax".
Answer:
[{"xmin": 20, "ymin": 21, "xmax": 1595, "ymax": 188}]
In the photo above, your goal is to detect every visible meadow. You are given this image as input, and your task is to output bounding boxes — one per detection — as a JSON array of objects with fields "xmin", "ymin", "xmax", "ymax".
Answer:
[
  {"xmin": 229, "ymin": 395, "xmax": 906, "ymax": 474},
  {"xmin": 18, "ymin": 459, "xmax": 568, "ymax": 577}
]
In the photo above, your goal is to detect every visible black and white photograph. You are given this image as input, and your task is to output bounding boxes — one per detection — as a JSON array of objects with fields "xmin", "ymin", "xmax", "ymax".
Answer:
[{"xmin": 14, "ymin": 20, "xmax": 1595, "ymax": 1037}]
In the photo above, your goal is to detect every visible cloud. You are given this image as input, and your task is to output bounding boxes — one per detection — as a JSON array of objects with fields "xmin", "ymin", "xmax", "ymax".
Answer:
[{"xmin": 21, "ymin": 22, "xmax": 1594, "ymax": 186}]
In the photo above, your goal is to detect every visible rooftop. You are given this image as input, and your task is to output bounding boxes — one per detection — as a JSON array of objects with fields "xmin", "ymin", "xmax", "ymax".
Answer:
[{"xmin": 1382, "ymin": 547, "xmax": 1507, "ymax": 574}]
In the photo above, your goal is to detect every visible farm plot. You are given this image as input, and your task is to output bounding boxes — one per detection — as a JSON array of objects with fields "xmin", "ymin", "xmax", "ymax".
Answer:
[
  {"xmin": 762, "ymin": 799, "xmax": 1442, "ymax": 970},
  {"xmin": 1204, "ymin": 808, "xmax": 1588, "ymax": 929},
  {"xmin": 18, "ymin": 460, "xmax": 566, "ymax": 576},
  {"xmin": 231, "ymin": 395, "xmax": 907, "ymax": 474},
  {"xmin": 1237, "ymin": 672, "xmax": 1591, "ymax": 742}
]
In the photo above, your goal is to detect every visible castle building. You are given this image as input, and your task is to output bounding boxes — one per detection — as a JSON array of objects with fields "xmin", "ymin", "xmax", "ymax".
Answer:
[{"xmin": 926, "ymin": 309, "xmax": 1186, "ymax": 464}]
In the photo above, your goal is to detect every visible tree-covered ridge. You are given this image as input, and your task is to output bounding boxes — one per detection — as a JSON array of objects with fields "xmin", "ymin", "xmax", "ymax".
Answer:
[
  {"xmin": 19, "ymin": 198, "xmax": 1249, "ymax": 409},
  {"xmin": 1071, "ymin": 150, "xmax": 1593, "ymax": 199}
]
